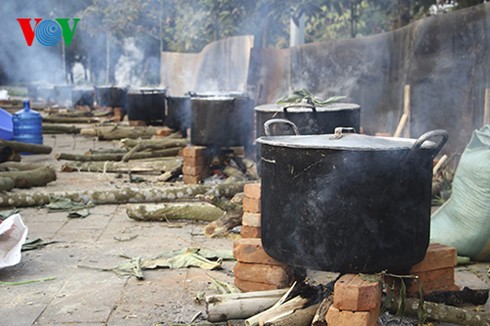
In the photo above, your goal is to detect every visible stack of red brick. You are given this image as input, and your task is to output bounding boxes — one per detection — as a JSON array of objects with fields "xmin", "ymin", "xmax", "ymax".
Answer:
[
  {"xmin": 233, "ymin": 183, "xmax": 295, "ymax": 292},
  {"xmin": 406, "ymin": 243, "xmax": 459, "ymax": 295},
  {"xmin": 182, "ymin": 146, "xmax": 209, "ymax": 184},
  {"xmin": 326, "ymin": 274, "xmax": 382, "ymax": 326}
]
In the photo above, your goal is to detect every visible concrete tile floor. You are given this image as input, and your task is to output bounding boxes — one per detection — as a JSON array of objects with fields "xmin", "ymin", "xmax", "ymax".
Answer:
[{"xmin": 0, "ymin": 133, "xmax": 489, "ymax": 325}]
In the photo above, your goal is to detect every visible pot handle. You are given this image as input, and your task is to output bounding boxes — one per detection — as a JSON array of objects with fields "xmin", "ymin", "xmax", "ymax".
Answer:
[
  {"xmin": 411, "ymin": 130, "xmax": 449, "ymax": 158},
  {"xmin": 333, "ymin": 127, "xmax": 356, "ymax": 139},
  {"xmin": 264, "ymin": 118, "xmax": 300, "ymax": 136},
  {"xmin": 283, "ymin": 102, "xmax": 316, "ymax": 113}
]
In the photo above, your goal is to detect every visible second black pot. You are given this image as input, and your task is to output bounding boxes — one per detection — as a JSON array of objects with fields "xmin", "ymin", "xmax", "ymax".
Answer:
[{"xmin": 257, "ymin": 125, "xmax": 448, "ymax": 273}]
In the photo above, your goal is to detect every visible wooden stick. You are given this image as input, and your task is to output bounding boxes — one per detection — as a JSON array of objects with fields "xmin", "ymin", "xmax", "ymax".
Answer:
[
  {"xmin": 433, "ymin": 154, "xmax": 448, "ymax": 175},
  {"xmin": 484, "ymin": 88, "xmax": 490, "ymax": 126},
  {"xmin": 56, "ymin": 147, "xmax": 182, "ymax": 162},
  {"xmin": 60, "ymin": 157, "xmax": 182, "ymax": 174},
  {"xmin": 126, "ymin": 202, "xmax": 224, "ymax": 222},
  {"xmin": 42, "ymin": 123, "xmax": 81, "ymax": 134},
  {"xmin": 394, "ymin": 85, "xmax": 411, "ymax": 137},
  {"xmin": 393, "ymin": 113, "xmax": 408, "ymax": 138},
  {"xmin": 0, "ymin": 163, "xmax": 56, "ymax": 188},
  {"xmin": 311, "ymin": 295, "xmax": 333, "ymax": 326},
  {"xmin": 205, "ymin": 289, "xmax": 288, "ymax": 322},
  {"xmin": 0, "ymin": 139, "xmax": 52, "ymax": 155},
  {"xmin": 385, "ymin": 297, "xmax": 490, "ymax": 326},
  {"xmin": 0, "ymin": 181, "xmax": 249, "ymax": 208},
  {"xmin": 262, "ymin": 302, "xmax": 319, "ymax": 326}
]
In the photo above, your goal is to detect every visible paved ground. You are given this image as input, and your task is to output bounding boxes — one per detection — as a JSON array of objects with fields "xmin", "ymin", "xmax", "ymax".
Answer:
[{"xmin": 0, "ymin": 133, "xmax": 489, "ymax": 325}]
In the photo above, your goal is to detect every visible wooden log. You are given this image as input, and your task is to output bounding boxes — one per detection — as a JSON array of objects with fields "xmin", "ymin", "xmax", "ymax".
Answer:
[
  {"xmin": 42, "ymin": 116, "xmax": 100, "ymax": 124},
  {"xmin": 126, "ymin": 202, "xmax": 224, "ymax": 222},
  {"xmin": 204, "ymin": 210, "xmax": 243, "ymax": 238},
  {"xmin": 0, "ymin": 139, "xmax": 52, "ymax": 155},
  {"xmin": 311, "ymin": 295, "xmax": 334, "ymax": 326},
  {"xmin": 60, "ymin": 157, "xmax": 182, "ymax": 174},
  {"xmin": 120, "ymin": 137, "xmax": 186, "ymax": 150},
  {"xmin": 0, "ymin": 165, "xmax": 56, "ymax": 188},
  {"xmin": 0, "ymin": 181, "xmax": 248, "ymax": 208},
  {"xmin": 56, "ymin": 147, "xmax": 182, "ymax": 162},
  {"xmin": 42, "ymin": 123, "xmax": 81, "ymax": 134},
  {"xmin": 385, "ymin": 297, "xmax": 490, "ymax": 325},
  {"xmin": 205, "ymin": 289, "xmax": 288, "ymax": 322},
  {"xmin": 80, "ymin": 126, "xmax": 176, "ymax": 141},
  {"xmin": 0, "ymin": 177, "xmax": 15, "ymax": 191},
  {"xmin": 262, "ymin": 302, "xmax": 319, "ymax": 326}
]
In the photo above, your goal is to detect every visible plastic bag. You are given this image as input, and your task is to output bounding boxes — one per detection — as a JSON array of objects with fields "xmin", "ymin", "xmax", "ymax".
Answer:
[
  {"xmin": 0, "ymin": 214, "xmax": 28, "ymax": 269},
  {"xmin": 430, "ymin": 125, "xmax": 490, "ymax": 261}
]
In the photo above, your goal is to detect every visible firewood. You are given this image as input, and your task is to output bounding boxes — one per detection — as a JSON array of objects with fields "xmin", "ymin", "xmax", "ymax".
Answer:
[
  {"xmin": 0, "ymin": 181, "xmax": 248, "ymax": 208},
  {"xmin": 261, "ymin": 302, "xmax": 319, "ymax": 326},
  {"xmin": 120, "ymin": 137, "xmax": 186, "ymax": 150},
  {"xmin": 126, "ymin": 202, "xmax": 224, "ymax": 222},
  {"xmin": 42, "ymin": 116, "xmax": 100, "ymax": 124},
  {"xmin": 60, "ymin": 157, "xmax": 182, "ymax": 174},
  {"xmin": 42, "ymin": 123, "xmax": 81, "ymax": 134},
  {"xmin": 204, "ymin": 210, "xmax": 243, "ymax": 238},
  {"xmin": 205, "ymin": 289, "xmax": 288, "ymax": 322},
  {"xmin": 311, "ymin": 295, "xmax": 334, "ymax": 326},
  {"xmin": 0, "ymin": 139, "xmax": 52, "ymax": 155},
  {"xmin": 0, "ymin": 162, "xmax": 56, "ymax": 188},
  {"xmin": 385, "ymin": 296, "xmax": 490, "ymax": 325},
  {"xmin": 56, "ymin": 147, "xmax": 182, "ymax": 162},
  {"xmin": 0, "ymin": 177, "xmax": 15, "ymax": 191}
]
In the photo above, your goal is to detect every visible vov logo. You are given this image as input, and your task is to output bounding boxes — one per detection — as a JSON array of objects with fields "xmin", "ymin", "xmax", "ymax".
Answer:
[{"xmin": 17, "ymin": 18, "xmax": 80, "ymax": 47}]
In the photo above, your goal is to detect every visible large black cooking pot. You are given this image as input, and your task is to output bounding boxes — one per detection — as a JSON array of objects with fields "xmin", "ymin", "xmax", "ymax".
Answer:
[
  {"xmin": 166, "ymin": 95, "xmax": 191, "ymax": 135},
  {"xmin": 95, "ymin": 86, "xmax": 128, "ymax": 108},
  {"xmin": 190, "ymin": 93, "xmax": 254, "ymax": 148},
  {"xmin": 72, "ymin": 87, "xmax": 95, "ymax": 108},
  {"xmin": 127, "ymin": 88, "xmax": 166, "ymax": 123},
  {"xmin": 255, "ymin": 102, "xmax": 360, "ymax": 138},
  {"xmin": 257, "ymin": 120, "xmax": 448, "ymax": 273}
]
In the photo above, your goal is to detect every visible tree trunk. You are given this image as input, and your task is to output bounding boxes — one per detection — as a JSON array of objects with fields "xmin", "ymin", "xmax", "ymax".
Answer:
[
  {"xmin": 43, "ymin": 124, "xmax": 81, "ymax": 134},
  {"xmin": 0, "ymin": 140, "xmax": 52, "ymax": 155},
  {"xmin": 56, "ymin": 147, "xmax": 182, "ymax": 162},
  {"xmin": 0, "ymin": 164, "xmax": 56, "ymax": 188},
  {"xmin": 121, "ymin": 137, "xmax": 186, "ymax": 150},
  {"xmin": 385, "ymin": 297, "xmax": 490, "ymax": 325},
  {"xmin": 311, "ymin": 295, "xmax": 333, "ymax": 326},
  {"xmin": 204, "ymin": 210, "xmax": 243, "ymax": 238},
  {"xmin": 0, "ymin": 182, "xmax": 248, "ymax": 208},
  {"xmin": 0, "ymin": 177, "xmax": 15, "ymax": 191},
  {"xmin": 80, "ymin": 125, "xmax": 167, "ymax": 141},
  {"xmin": 126, "ymin": 202, "xmax": 224, "ymax": 222},
  {"xmin": 60, "ymin": 157, "xmax": 182, "ymax": 174},
  {"xmin": 42, "ymin": 116, "xmax": 100, "ymax": 124},
  {"xmin": 205, "ymin": 289, "xmax": 288, "ymax": 322}
]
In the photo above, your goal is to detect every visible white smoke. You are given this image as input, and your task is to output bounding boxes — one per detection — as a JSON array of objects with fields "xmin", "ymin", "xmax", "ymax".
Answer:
[{"xmin": 115, "ymin": 37, "xmax": 144, "ymax": 87}]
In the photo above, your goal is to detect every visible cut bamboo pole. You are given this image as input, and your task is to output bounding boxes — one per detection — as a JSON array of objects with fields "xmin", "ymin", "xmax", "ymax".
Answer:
[
  {"xmin": 484, "ymin": 88, "xmax": 490, "ymax": 126},
  {"xmin": 205, "ymin": 289, "xmax": 288, "ymax": 322},
  {"xmin": 394, "ymin": 84, "xmax": 411, "ymax": 137}
]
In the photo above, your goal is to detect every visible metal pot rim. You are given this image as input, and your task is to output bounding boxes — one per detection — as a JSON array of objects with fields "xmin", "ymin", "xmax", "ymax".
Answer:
[
  {"xmin": 256, "ymin": 133, "xmax": 438, "ymax": 151},
  {"xmin": 254, "ymin": 103, "xmax": 360, "ymax": 113}
]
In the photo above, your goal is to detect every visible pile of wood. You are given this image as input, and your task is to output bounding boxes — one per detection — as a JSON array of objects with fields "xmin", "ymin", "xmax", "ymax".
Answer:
[{"xmin": 0, "ymin": 162, "xmax": 56, "ymax": 191}]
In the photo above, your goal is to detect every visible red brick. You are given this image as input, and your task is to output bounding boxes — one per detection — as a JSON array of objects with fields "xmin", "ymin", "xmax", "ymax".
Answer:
[
  {"xmin": 182, "ymin": 146, "xmax": 207, "ymax": 158},
  {"xmin": 234, "ymin": 278, "xmax": 283, "ymax": 292},
  {"xmin": 182, "ymin": 163, "xmax": 209, "ymax": 177},
  {"xmin": 410, "ymin": 243, "xmax": 457, "ymax": 273},
  {"xmin": 154, "ymin": 127, "xmax": 174, "ymax": 137},
  {"xmin": 183, "ymin": 175, "xmax": 202, "ymax": 184},
  {"xmin": 183, "ymin": 155, "xmax": 207, "ymax": 167},
  {"xmin": 242, "ymin": 212, "xmax": 261, "ymax": 227},
  {"xmin": 243, "ymin": 196, "xmax": 260, "ymax": 213},
  {"xmin": 234, "ymin": 262, "xmax": 293, "ymax": 287},
  {"xmin": 326, "ymin": 304, "xmax": 380, "ymax": 326},
  {"xmin": 240, "ymin": 226, "xmax": 261, "ymax": 238},
  {"xmin": 244, "ymin": 183, "xmax": 261, "ymax": 199},
  {"xmin": 408, "ymin": 267, "xmax": 456, "ymax": 295},
  {"xmin": 233, "ymin": 238, "xmax": 282, "ymax": 265},
  {"xmin": 128, "ymin": 120, "xmax": 146, "ymax": 126},
  {"xmin": 113, "ymin": 107, "xmax": 123, "ymax": 122},
  {"xmin": 334, "ymin": 274, "xmax": 382, "ymax": 311}
]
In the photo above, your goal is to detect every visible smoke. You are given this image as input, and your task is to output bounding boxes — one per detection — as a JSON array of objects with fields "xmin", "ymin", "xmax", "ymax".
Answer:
[{"xmin": 114, "ymin": 37, "xmax": 144, "ymax": 87}]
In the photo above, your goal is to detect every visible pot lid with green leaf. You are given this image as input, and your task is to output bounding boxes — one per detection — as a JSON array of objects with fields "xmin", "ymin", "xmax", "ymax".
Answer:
[{"xmin": 255, "ymin": 88, "xmax": 359, "ymax": 113}]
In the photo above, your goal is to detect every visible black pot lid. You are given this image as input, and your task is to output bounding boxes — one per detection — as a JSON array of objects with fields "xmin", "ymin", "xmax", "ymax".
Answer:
[
  {"xmin": 255, "ymin": 103, "xmax": 360, "ymax": 113},
  {"xmin": 257, "ymin": 133, "xmax": 438, "ymax": 151}
]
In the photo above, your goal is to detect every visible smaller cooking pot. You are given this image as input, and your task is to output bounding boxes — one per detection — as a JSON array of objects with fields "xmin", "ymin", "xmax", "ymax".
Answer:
[
  {"xmin": 257, "ymin": 119, "xmax": 448, "ymax": 273},
  {"xmin": 166, "ymin": 95, "xmax": 191, "ymax": 135},
  {"xmin": 127, "ymin": 87, "xmax": 166, "ymax": 123}
]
